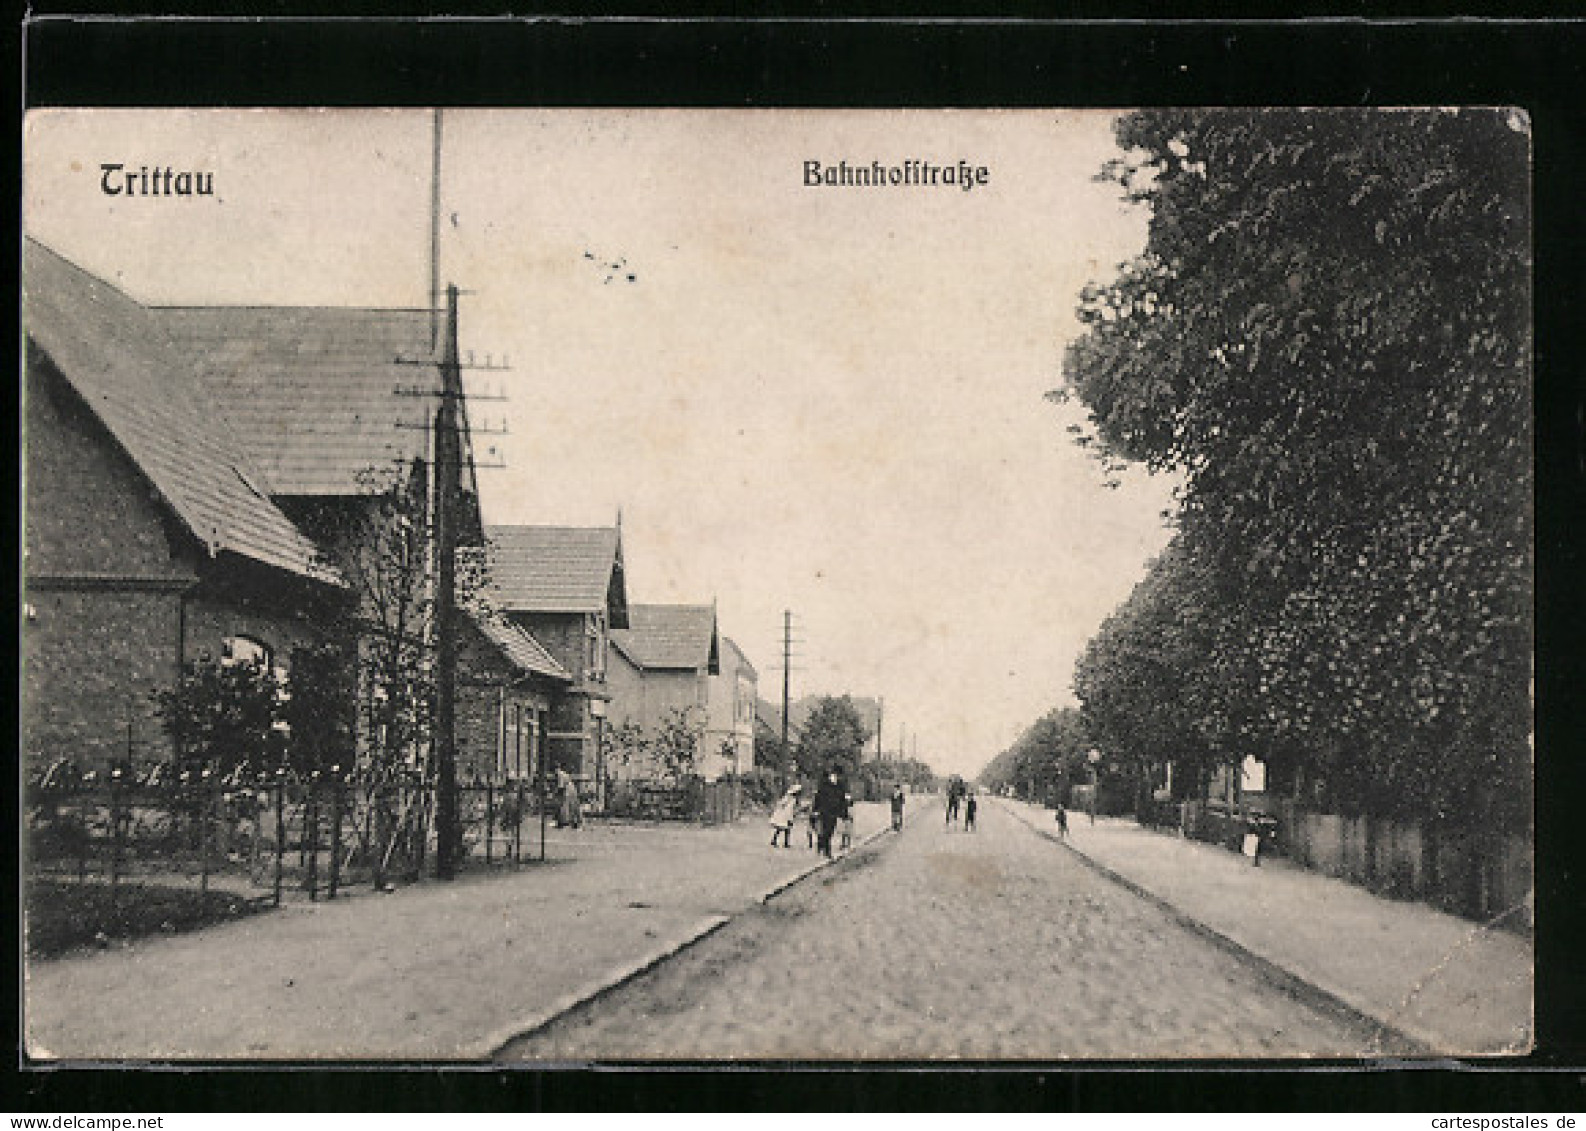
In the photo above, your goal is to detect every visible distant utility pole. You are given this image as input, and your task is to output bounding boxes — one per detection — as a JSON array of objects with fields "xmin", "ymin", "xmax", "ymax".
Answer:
[
  {"xmin": 429, "ymin": 108, "xmax": 443, "ymax": 352},
  {"xmin": 780, "ymin": 609, "xmax": 792, "ymax": 790},
  {"xmin": 875, "ymin": 697, "xmax": 884, "ymax": 763}
]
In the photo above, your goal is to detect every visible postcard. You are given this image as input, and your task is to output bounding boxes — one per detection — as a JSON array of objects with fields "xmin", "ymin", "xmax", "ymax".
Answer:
[{"xmin": 21, "ymin": 107, "xmax": 1532, "ymax": 1062}]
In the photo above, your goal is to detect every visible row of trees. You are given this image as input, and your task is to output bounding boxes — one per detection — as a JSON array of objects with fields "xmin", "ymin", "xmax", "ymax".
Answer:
[
  {"xmin": 978, "ymin": 707, "xmax": 1091, "ymax": 803},
  {"xmin": 1055, "ymin": 109, "xmax": 1531, "ymax": 825}
]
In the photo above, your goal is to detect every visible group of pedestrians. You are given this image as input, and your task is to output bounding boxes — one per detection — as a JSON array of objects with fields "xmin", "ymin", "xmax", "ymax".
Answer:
[
  {"xmin": 768, "ymin": 766, "xmax": 851, "ymax": 858},
  {"xmin": 769, "ymin": 766, "xmax": 913, "ymax": 858},
  {"xmin": 943, "ymin": 776, "xmax": 978, "ymax": 831}
]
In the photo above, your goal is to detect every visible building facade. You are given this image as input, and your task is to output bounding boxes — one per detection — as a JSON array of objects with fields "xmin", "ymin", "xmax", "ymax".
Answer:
[
  {"xmin": 23, "ymin": 238, "xmax": 491, "ymax": 780},
  {"xmin": 706, "ymin": 637, "xmax": 759, "ymax": 781},
  {"xmin": 23, "ymin": 241, "xmax": 341, "ymax": 773},
  {"xmin": 482, "ymin": 525, "xmax": 630, "ymax": 786},
  {"xmin": 606, "ymin": 604, "xmax": 731, "ymax": 781}
]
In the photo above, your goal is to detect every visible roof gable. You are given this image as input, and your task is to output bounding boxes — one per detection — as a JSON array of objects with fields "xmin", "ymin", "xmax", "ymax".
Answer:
[
  {"xmin": 23, "ymin": 239, "xmax": 333, "ymax": 585},
  {"xmin": 153, "ymin": 304, "xmax": 438, "ymax": 498},
  {"xmin": 610, "ymin": 604, "xmax": 719, "ymax": 673},
  {"xmin": 469, "ymin": 613, "xmax": 571, "ymax": 682},
  {"xmin": 721, "ymin": 636, "xmax": 757, "ymax": 680},
  {"xmin": 483, "ymin": 525, "xmax": 629, "ymax": 624}
]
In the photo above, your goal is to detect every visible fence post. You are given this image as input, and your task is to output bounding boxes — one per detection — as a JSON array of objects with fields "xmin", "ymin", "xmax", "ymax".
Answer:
[
  {"xmin": 109, "ymin": 773, "xmax": 124, "ymax": 889},
  {"xmin": 513, "ymin": 781, "xmax": 523, "ymax": 865},
  {"xmin": 329, "ymin": 771, "xmax": 342, "ymax": 900},
  {"xmin": 485, "ymin": 781, "xmax": 494, "ymax": 867},
  {"xmin": 371, "ymin": 782, "xmax": 386, "ymax": 893},
  {"xmin": 306, "ymin": 775, "xmax": 321, "ymax": 901},
  {"xmin": 77, "ymin": 787, "xmax": 88, "ymax": 882},
  {"xmin": 199, "ymin": 770, "xmax": 212, "ymax": 896},
  {"xmin": 273, "ymin": 776, "xmax": 286, "ymax": 907},
  {"xmin": 413, "ymin": 783, "xmax": 428, "ymax": 881}
]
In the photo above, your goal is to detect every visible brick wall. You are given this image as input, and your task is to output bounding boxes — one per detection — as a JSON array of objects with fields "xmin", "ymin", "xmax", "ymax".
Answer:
[
  {"xmin": 24, "ymin": 352, "xmax": 330, "ymax": 774},
  {"xmin": 24, "ymin": 587, "xmax": 184, "ymax": 771},
  {"xmin": 511, "ymin": 611, "xmax": 611, "ymax": 780},
  {"xmin": 455, "ymin": 622, "xmax": 555, "ymax": 781},
  {"xmin": 25, "ymin": 353, "xmax": 196, "ymax": 582}
]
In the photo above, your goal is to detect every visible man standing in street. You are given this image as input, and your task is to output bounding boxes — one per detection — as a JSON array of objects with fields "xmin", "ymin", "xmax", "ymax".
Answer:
[
  {"xmin": 812, "ymin": 765, "xmax": 846, "ymax": 859},
  {"xmin": 890, "ymin": 784, "xmax": 906, "ymax": 832}
]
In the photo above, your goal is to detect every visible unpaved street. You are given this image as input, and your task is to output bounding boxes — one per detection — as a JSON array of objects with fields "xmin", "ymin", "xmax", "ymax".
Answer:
[{"xmin": 500, "ymin": 799, "xmax": 1390, "ymax": 1060}]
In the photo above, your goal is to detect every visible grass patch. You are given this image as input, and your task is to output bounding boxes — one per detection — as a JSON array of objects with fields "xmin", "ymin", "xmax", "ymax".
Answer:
[{"xmin": 26, "ymin": 878, "xmax": 272, "ymax": 959}]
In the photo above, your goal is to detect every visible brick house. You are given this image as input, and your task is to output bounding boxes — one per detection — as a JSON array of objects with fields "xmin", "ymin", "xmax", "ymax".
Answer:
[
  {"xmin": 24, "ymin": 238, "xmax": 496, "ymax": 778},
  {"xmin": 607, "ymin": 604, "xmax": 728, "ymax": 780},
  {"xmin": 481, "ymin": 525, "xmax": 630, "ymax": 785},
  {"xmin": 455, "ymin": 612, "xmax": 572, "ymax": 782},
  {"xmin": 22, "ymin": 239, "xmax": 343, "ymax": 773},
  {"xmin": 153, "ymin": 291, "xmax": 488, "ymax": 775}
]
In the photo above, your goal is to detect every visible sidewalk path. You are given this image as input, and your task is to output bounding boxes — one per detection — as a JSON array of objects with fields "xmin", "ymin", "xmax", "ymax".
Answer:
[
  {"xmin": 24, "ymin": 803, "xmax": 888, "ymax": 1061},
  {"xmin": 999, "ymin": 799, "xmax": 1532, "ymax": 1055}
]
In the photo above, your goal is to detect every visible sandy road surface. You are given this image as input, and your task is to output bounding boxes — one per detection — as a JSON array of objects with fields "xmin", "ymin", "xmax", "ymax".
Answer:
[{"xmin": 501, "ymin": 799, "xmax": 1388, "ymax": 1061}]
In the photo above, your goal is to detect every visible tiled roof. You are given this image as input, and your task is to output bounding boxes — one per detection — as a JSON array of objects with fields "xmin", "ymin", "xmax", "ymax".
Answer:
[
  {"xmin": 722, "ymin": 636, "xmax": 757, "ymax": 680},
  {"xmin": 153, "ymin": 304, "xmax": 438, "ymax": 497},
  {"xmin": 23, "ymin": 239, "xmax": 334, "ymax": 585},
  {"xmin": 483, "ymin": 526, "xmax": 628, "ymax": 623},
  {"xmin": 611, "ymin": 604, "xmax": 719, "ymax": 673},
  {"xmin": 471, "ymin": 613, "xmax": 571, "ymax": 682}
]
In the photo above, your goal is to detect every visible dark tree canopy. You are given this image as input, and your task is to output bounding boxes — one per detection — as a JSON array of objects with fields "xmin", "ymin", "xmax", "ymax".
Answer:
[
  {"xmin": 1060, "ymin": 109, "xmax": 1531, "ymax": 822},
  {"xmin": 796, "ymin": 695, "xmax": 871, "ymax": 780}
]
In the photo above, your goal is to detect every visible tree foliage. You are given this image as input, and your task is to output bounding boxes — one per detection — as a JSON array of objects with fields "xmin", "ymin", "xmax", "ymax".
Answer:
[
  {"xmin": 156, "ymin": 655, "xmax": 281, "ymax": 777},
  {"xmin": 979, "ymin": 707, "xmax": 1092, "ymax": 803},
  {"xmin": 602, "ymin": 711, "xmax": 702, "ymax": 785},
  {"xmin": 1060, "ymin": 109, "xmax": 1532, "ymax": 821},
  {"xmin": 650, "ymin": 707, "xmax": 705, "ymax": 783},
  {"xmin": 795, "ymin": 695, "xmax": 871, "ymax": 779},
  {"xmin": 302, "ymin": 463, "xmax": 490, "ymax": 784},
  {"xmin": 852, "ymin": 756, "xmax": 938, "ymax": 801},
  {"xmin": 281, "ymin": 641, "xmax": 358, "ymax": 776}
]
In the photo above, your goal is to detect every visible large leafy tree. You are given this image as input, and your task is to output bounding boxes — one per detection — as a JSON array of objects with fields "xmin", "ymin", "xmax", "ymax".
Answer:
[
  {"xmin": 1061, "ymin": 109, "xmax": 1531, "ymax": 821},
  {"xmin": 795, "ymin": 695, "xmax": 871, "ymax": 780}
]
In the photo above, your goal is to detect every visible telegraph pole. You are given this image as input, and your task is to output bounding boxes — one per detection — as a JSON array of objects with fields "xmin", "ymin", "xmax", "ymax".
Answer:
[
  {"xmin": 429, "ymin": 108, "xmax": 443, "ymax": 352},
  {"xmin": 432, "ymin": 284, "xmax": 462, "ymax": 879},
  {"xmin": 875, "ymin": 697, "xmax": 884, "ymax": 763},
  {"xmin": 780, "ymin": 609, "xmax": 792, "ymax": 791}
]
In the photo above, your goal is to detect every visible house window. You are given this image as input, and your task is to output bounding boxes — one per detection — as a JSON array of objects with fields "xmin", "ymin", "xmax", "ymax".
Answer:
[
  {"xmin": 222, "ymin": 635, "xmax": 272, "ymax": 670},
  {"xmin": 586, "ymin": 613, "xmax": 605, "ymax": 679}
]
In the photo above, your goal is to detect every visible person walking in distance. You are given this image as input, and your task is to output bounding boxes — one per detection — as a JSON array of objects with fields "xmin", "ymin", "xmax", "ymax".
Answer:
[
  {"xmin": 812, "ymin": 765, "xmax": 846, "ymax": 860},
  {"xmin": 769, "ymin": 783, "xmax": 801, "ymax": 848},
  {"xmin": 890, "ymin": 784, "xmax": 906, "ymax": 832},
  {"xmin": 1054, "ymin": 801, "xmax": 1069, "ymax": 839},
  {"xmin": 555, "ymin": 767, "xmax": 583, "ymax": 829},
  {"xmin": 964, "ymin": 789, "xmax": 978, "ymax": 832}
]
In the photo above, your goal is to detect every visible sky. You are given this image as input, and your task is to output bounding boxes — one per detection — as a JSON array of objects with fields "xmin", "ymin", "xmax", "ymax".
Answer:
[{"xmin": 24, "ymin": 108, "xmax": 1179, "ymax": 779}]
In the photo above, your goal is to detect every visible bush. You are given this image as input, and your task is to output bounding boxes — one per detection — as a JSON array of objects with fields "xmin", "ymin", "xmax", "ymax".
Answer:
[
  {"xmin": 732, "ymin": 767, "xmax": 781, "ymax": 811},
  {"xmin": 26, "ymin": 878, "xmax": 269, "ymax": 958}
]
